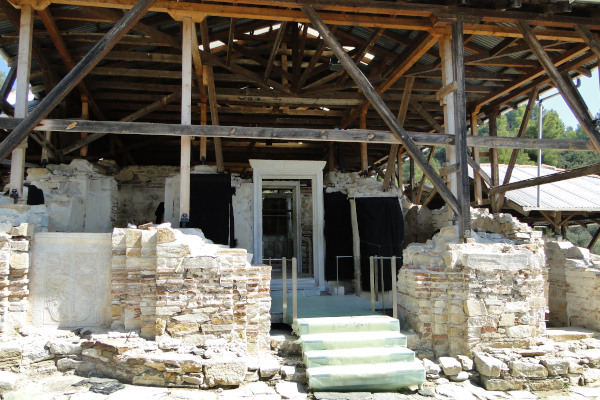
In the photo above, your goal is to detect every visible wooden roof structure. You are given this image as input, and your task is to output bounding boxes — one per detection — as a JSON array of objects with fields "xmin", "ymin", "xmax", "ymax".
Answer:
[{"xmin": 0, "ymin": 0, "xmax": 599, "ymax": 236}]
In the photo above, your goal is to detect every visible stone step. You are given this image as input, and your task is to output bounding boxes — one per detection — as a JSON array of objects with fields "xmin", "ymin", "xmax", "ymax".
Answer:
[
  {"xmin": 546, "ymin": 327, "xmax": 600, "ymax": 342},
  {"xmin": 304, "ymin": 346, "xmax": 415, "ymax": 368},
  {"xmin": 306, "ymin": 361, "xmax": 425, "ymax": 391},
  {"xmin": 299, "ymin": 331, "xmax": 407, "ymax": 352},
  {"xmin": 294, "ymin": 315, "xmax": 399, "ymax": 336}
]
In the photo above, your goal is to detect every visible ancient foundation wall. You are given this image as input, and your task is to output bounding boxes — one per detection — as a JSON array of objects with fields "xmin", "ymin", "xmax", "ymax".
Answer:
[
  {"xmin": 545, "ymin": 240, "xmax": 600, "ymax": 331},
  {"xmin": 0, "ymin": 223, "xmax": 34, "ymax": 336},
  {"xmin": 114, "ymin": 166, "xmax": 179, "ymax": 227},
  {"xmin": 110, "ymin": 225, "xmax": 271, "ymax": 354},
  {"xmin": 26, "ymin": 160, "xmax": 117, "ymax": 232},
  {"xmin": 399, "ymin": 211, "xmax": 546, "ymax": 358}
]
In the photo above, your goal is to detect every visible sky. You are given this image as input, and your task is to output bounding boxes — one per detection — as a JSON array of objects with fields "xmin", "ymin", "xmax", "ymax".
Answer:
[{"xmin": 0, "ymin": 57, "xmax": 597, "ymax": 131}]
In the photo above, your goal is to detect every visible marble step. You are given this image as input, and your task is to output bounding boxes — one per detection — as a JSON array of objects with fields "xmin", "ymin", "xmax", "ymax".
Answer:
[
  {"xmin": 294, "ymin": 315, "xmax": 399, "ymax": 336},
  {"xmin": 304, "ymin": 346, "xmax": 415, "ymax": 368},
  {"xmin": 299, "ymin": 331, "xmax": 407, "ymax": 352}
]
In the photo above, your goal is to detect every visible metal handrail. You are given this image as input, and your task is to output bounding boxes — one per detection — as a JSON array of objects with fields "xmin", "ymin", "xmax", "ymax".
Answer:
[{"xmin": 369, "ymin": 256, "xmax": 398, "ymax": 319}]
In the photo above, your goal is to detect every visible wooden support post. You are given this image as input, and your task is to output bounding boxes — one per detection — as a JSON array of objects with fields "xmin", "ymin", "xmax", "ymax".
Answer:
[
  {"xmin": 9, "ymin": 4, "xmax": 33, "ymax": 198},
  {"xmin": 471, "ymin": 111, "xmax": 482, "ymax": 205},
  {"xmin": 489, "ymin": 111, "xmax": 500, "ymax": 213},
  {"xmin": 518, "ymin": 21, "xmax": 600, "ymax": 153},
  {"xmin": 0, "ymin": 0, "xmax": 156, "ymax": 162},
  {"xmin": 40, "ymin": 131, "xmax": 52, "ymax": 164},
  {"xmin": 302, "ymin": 6, "xmax": 461, "ymax": 217},
  {"xmin": 409, "ymin": 157, "xmax": 415, "ymax": 202},
  {"xmin": 397, "ymin": 147, "xmax": 404, "ymax": 192},
  {"xmin": 200, "ymin": 20, "xmax": 224, "ymax": 172},
  {"xmin": 180, "ymin": 17, "xmax": 193, "ymax": 223},
  {"xmin": 79, "ymin": 95, "xmax": 89, "ymax": 157},
  {"xmin": 360, "ymin": 108, "xmax": 368, "ymax": 173},
  {"xmin": 451, "ymin": 18, "xmax": 471, "ymax": 238},
  {"xmin": 440, "ymin": 34, "xmax": 458, "ymax": 199},
  {"xmin": 190, "ymin": 21, "xmax": 208, "ymax": 164}
]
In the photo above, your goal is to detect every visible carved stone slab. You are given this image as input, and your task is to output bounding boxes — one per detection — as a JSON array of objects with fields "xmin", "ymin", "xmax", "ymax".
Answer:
[{"xmin": 30, "ymin": 233, "xmax": 111, "ymax": 328}]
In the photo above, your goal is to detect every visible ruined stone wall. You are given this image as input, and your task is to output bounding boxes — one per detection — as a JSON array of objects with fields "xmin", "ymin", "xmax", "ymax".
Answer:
[
  {"xmin": 0, "ymin": 223, "xmax": 34, "ymax": 336},
  {"xmin": 114, "ymin": 166, "xmax": 179, "ymax": 227},
  {"xmin": 399, "ymin": 213, "xmax": 546, "ymax": 358},
  {"xmin": 546, "ymin": 239, "xmax": 600, "ymax": 331},
  {"xmin": 26, "ymin": 160, "xmax": 117, "ymax": 232},
  {"xmin": 111, "ymin": 225, "xmax": 271, "ymax": 354}
]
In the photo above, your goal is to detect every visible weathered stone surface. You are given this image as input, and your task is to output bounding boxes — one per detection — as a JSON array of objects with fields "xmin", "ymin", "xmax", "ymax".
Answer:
[
  {"xmin": 436, "ymin": 383, "xmax": 476, "ymax": 399},
  {"xmin": 474, "ymin": 354, "xmax": 503, "ymax": 378},
  {"xmin": 583, "ymin": 367, "xmax": 600, "ymax": 384},
  {"xmin": 506, "ymin": 325, "xmax": 533, "ymax": 338},
  {"xmin": 422, "ymin": 358, "xmax": 441, "ymax": 375},
  {"xmin": 259, "ymin": 354, "xmax": 281, "ymax": 378},
  {"xmin": 527, "ymin": 378, "xmax": 565, "ymax": 391},
  {"xmin": 510, "ymin": 361, "xmax": 548, "ymax": 378},
  {"xmin": 0, "ymin": 341, "xmax": 22, "ymax": 370},
  {"xmin": 448, "ymin": 371, "xmax": 469, "ymax": 382},
  {"xmin": 438, "ymin": 357, "xmax": 462, "ymax": 376},
  {"xmin": 456, "ymin": 355, "xmax": 474, "ymax": 371},
  {"xmin": 275, "ymin": 382, "xmax": 307, "ymax": 400},
  {"xmin": 204, "ymin": 358, "xmax": 247, "ymax": 387},
  {"xmin": 132, "ymin": 373, "xmax": 166, "ymax": 387},
  {"xmin": 480, "ymin": 376, "xmax": 525, "ymax": 391},
  {"xmin": 314, "ymin": 393, "xmax": 372, "ymax": 400},
  {"xmin": 56, "ymin": 357, "xmax": 82, "ymax": 372},
  {"xmin": 0, "ymin": 371, "xmax": 18, "ymax": 393},
  {"xmin": 464, "ymin": 299, "xmax": 487, "ymax": 317},
  {"xmin": 47, "ymin": 339, "xmax": 82, "ymax": 356},
  {"xmin": 540, "ymin": 359, "xmax": 569, "ymax": 376}
]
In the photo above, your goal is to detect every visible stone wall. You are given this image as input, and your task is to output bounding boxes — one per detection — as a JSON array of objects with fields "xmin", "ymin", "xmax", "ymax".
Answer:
[
  {"xmin": 26, "ymin": 160, "xmax": 117, "ymax": 232},
  {"xmin": 111, "ymin": 225, "xmax": 271, "ymax": 354},
  {"xmin": 399, "ymin": 213, "xmax": 546, "ymax": 358},
  {"xmin": 546, "ymin": 239, "xmax": 600, "ymax": 331},
  {"xmin": 0, "ymin": 223, "xmax": 34, "ymax": 336},
  {"xmin": 114, "ymin": 166, "xmax": 179, "ymax": 227}
]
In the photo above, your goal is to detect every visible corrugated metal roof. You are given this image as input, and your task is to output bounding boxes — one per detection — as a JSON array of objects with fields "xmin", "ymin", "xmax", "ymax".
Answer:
[{"xmin": 471, "ymin": 164, "xmax": 600, "ymax": 211}]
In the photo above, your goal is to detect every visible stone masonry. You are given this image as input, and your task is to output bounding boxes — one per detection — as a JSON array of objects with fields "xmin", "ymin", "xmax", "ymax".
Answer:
[
  {"xmin": 111, "ymin": 225, "xmax": 271, "ymax": 355},
  {"xmin": 399, "ymin": 210, "xmax": 546, "ymax": 358},
  {"xmin": 546, "ymin": 239, "xmax": 600, "ymax": 331},
  {"xmin": 0, "ymin": 223, "xmax": 34, "ymax": 336}
]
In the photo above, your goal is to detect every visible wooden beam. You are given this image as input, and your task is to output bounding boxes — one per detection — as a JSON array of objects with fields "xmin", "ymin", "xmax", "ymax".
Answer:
[
  {"xmin": 0, "ymin": 62, "xmax": 16, "ymax": 116},
  {"xmin": 200, "ymin": 19, "xmax": 224, "ymax": 172},
  {"xmin": 297, "ymin": 26, "xmax": 335, "ymax": 90},
  {"xmin": 302, "ymin": 5, "xmax": 461, "ymax": 217},
  {"xmin": 181, "ymin": 17, "xmax": 193, "ymax": 222},
  {"xmin": 517, "ymin": 21, "xmax": 600, "ymax": 153},
  {"xmin": 383, "ymin": 76, "xmax": 413, "ymax": 190},
  {"xmin": 264, "ymin": 21, "xmax": 287, "ymax": 81},
  {"xmin": 226, "ymin": 17, "xmax": 236, "ymax": 67},
  {"xmin": 0, "ymin": 0, "xmax": 157, "ymax": 162},
  {"xmin": 360, "ymin": 108, "xmax": 368, "ymax": 173},
  {"xmin": 60, "ymin": 91, "xmax": 181, "ymax": 156},
  {"xmin": 575, "ymin": 25, "xmax": 600, "ymax": 61},
  {"xmin": 489, "ymin": 162, "xmax": 600, "ymax": 196},
  {"xmin": 467, "ymin": 156, "xmax": 492, "ymax": 188},
  {"xmin": 489, "ymin": 111, "xmax": 500, "ymax": 212}
]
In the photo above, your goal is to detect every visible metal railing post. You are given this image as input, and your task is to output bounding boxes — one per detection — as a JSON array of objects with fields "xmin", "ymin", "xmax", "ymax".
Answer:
[
  {"xmin": 392, "ymin": 256, "xmax": 398, "ymax": 319},
  {"xmin": 282, "ymin": 257, "xmax": 287, "ymax": 320},
  {"xmin": 292, "ymin": 257, "xmax": 298, "ymax": 322},
  {"xmin": 370, "ymin": 256, "xmax": 375, "ymax": 311}
]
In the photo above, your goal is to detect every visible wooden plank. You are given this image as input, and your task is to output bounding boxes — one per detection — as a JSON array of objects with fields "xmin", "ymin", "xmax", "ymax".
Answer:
[
  {"xmin": 467, "ymin": 156, "xmax": 493, "ymax": 188},
  {"xmin": 575, "ymin": 25, "xmax": 600, "ymax": 60},
  {"xmin": 0, "ymin": 0, "xmax": 157, "ymax": 162},
  {"xmin": 452, "ymin": 18, "xmax": 471, "ymax": 236},
  {"xmin": 360, "ymin": 108, "xmax": 368, "ymax": 173},
  {"xmin": 489, "ymin": 162, "xmax": 600, "ymax": 195},
  {"xmin": 226, "ymin": 17, "xmax": 236, "ymax": 67},
  {"xmin": 264, "ymin": 21, "xmax": 287, "ymax": 80},
  {"xmin": 200, "ymin": 19, "xmax": 224, "ymax": 172},
  {"xmin": 518, "ymin": 21, "xmax": 600, "ymax": 152},
  {"xmin": 301, "ymin": 6, "xmax": 461, "ymax": 216},
  {"xmin": 489, "ymin": 111, "xmax": 500, "ymax": 212},
  {"xmin": 415, "ymin": 147, "xmax": 435, "ymax": 204},
  {"xmin": 383, "ymin": 76, "xmax": 413, "ymax": 190},
  {"xmin": 411, "ymin": 101, "xmax": 443, "ymax": 133}
]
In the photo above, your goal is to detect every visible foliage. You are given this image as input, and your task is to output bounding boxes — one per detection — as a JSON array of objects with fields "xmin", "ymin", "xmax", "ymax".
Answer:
[{"xmin": 566, "ymin": 224, "xmax": 600, "ymax": 255}]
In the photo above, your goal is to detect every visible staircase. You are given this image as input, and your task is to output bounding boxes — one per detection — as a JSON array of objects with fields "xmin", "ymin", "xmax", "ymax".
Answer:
[{"xmin": 294, "ymin": 315, "xmax": 425, "ymax": 392}]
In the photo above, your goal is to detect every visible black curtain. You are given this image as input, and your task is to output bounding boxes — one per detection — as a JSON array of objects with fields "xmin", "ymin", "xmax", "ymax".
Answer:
[
  {"xmin": 189, "ymin": 174, "xmax": 232, "ymax": 245},
  {"xmin": 355, "ymin": 197, "xmax": 404, "ymax": 291},
  {"xmin": 324, "ymin": 191, "xmax": 354, "ymax": 281}
]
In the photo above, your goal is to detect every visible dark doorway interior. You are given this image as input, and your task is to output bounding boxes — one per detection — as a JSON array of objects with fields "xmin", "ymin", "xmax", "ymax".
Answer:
[{"xmin": 189, "ymin": 174, "xmax": 232, "ymax": 245}]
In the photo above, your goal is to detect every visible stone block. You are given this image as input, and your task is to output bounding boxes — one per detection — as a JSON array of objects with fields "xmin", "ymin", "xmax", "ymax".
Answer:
[
  {"xmin": 474, "ymin": 353, "xmax": 503, "ymax": 378},
  {"xmin": 157, "ymin": 226, "xmax": 176, "ymax": 244},
  {"xmin": 510, "ymin": 361, "xmax": 548, "ymax": 378},
  {"xmin": 9, "ymin": 240, "xmax": 28, "ymax": 252},
  {"xmin": 9, "ymin": 223, "xmax": 35, "ymax": 238},
  {"xmin": 156, "ymin": 243, "xmax": 190, "ymax": 258},
  {"xmin": 480, "ymin": 376, "xmax": 525, "ymax": 391},
  {"xmin": 464, "ymin": 299, "xmax": 487, "ymax": 317},
  {"xmin": 456, "ymin": 355, "xmax": 474, "ymax": 371},
  {"xmin": 9, "ymin": 252, "xmax": 29, "ymax": 270},
  {"xmin": 125, "ymin": 229, "xmax": 142, "ymax": 248},
  {"xmin": 540, "ymin": 359, "xmax": 569, "ymax": 376},
  {"xmin": 166, "ymin": 321, "xmax": 199, "ymax": 336},
  {"xmin": 506, "ymin": 325, "xmax": 532, "ymax": 338},
  {"xmin": 527, "ymin": 378, "xmax": 565, "ymax": 391},
  {"xmin": 567, "ymin": 246, "xmax": 590, "ymax": 260},
  {"xmin": 438, "ymin": 357, "xmax": 462, "ymax": 376},
  {"xmin": 583, "ymin": 368, "xmax": 600, "ymax": 384},
  {"xmin": 498, "ymin": 313, "xmax": 516, "ymax": 327},
  {"xmin": 0, "ymin": 370, "xmax": 19, "ymax": 393},
  {"xmin": 204, "ymin": 358, "xmax": 247, "ymax": 387}
]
